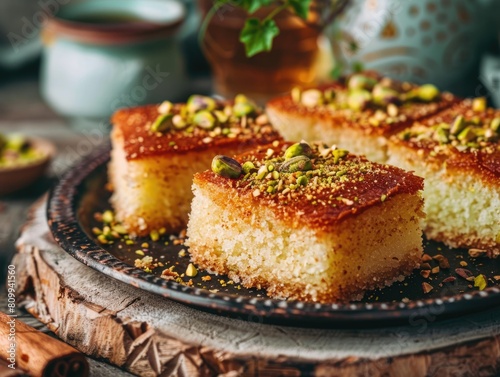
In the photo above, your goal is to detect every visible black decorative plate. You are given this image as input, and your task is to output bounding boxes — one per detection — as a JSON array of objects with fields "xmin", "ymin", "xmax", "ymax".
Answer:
[{"xmin": 47, "ymin": 144, "xmax": 500, "ymax": 326}]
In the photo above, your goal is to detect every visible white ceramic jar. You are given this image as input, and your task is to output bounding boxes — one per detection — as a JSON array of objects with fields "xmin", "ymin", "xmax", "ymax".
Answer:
[{"xmin": 40, "ymin": 0, "xmax": 186, "ymax": 121}]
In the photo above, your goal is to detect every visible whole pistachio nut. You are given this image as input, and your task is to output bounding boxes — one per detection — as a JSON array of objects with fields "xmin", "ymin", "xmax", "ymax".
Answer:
[
  {"xmin": 348, "ymin": 74, "xmax": 377, "ymax": 91},
  {"xmin": 284, "ymin": 142, "xmax": 314, "ymax": 160},
  {"xmin": 158, "ymin": 100, "xmax": 173, "ymax": 114},
  {"xmin": 450, "ymin": 115, "xmax": 466, "ymax": 135},
  {"xmin": 211, "ymin": 155, "xmax": 242, "ymax": 178},
  {"xmin": 151, "ymin": 113, "xmax": 173, "ymax": 132},
  {"xmin": 179, "ymin": 104, "xmax": 189, "ymax": 119},
  {"xmin": 347, "ymin": 89, "xmax": 372, "ymax": 111},
  {"xmin": 416, "ymin": 84, "xmax": 440, "ymax": 102},
  {"xmin": 233, "ymin": 102, "xmax": 255, "ymax": 117},
  {"xmin": 186, "ymin": 95, "xmax": 217, "ymax": 113},
  {"xmin": 172, "ymin": 114, "xmax": 187, "ymax": 129},
  {"xmin": 301, "ymin": 89, "xmax": 323, "ymax": 107},
  {"xmin": 193, "ymin": 110, "xmax": 217, "ymax": 129},
  {"xmin": 472, "ymin": 97, "xmax": 486, "ymax": 112},
  {"xmin": 490, "ymin": 117, "xmax": 500, "ymax": 133},
  {"xmin": 372, "ymin": 85, "xmax": 399, "ymax": 106},
  {"xmin": 279, "ymin": 155, "xmax": 313, "ymax": 173},
  {"xmin": 214, "ymin": 110, "xmax": 229, "ymax": 124},
  {"xmin": 457, "ymin": 126, "xmax": 476, "ymax": 143}
]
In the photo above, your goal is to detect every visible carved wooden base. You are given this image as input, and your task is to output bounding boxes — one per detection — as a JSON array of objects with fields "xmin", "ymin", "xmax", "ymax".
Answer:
[{"xmin": 12, "ymin": 200, "xmax": 500, "ymax": 376}]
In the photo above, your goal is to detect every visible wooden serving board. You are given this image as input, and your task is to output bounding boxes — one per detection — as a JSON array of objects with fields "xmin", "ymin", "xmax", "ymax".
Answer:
[{"xmin": 12, "ymin": 198, "xmax": 500, "ymax": 377}]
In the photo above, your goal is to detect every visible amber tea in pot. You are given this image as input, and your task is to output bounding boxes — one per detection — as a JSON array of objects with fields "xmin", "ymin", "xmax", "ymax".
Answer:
[{"xmin": 199, "ymin": 0, "xmax": 326, "ymax": 103}]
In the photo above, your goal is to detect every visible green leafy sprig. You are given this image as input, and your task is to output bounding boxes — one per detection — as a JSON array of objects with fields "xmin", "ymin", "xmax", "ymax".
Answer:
[{"xmin": 200, "ymin": 0, "xmax": 312, "ymax": 57}]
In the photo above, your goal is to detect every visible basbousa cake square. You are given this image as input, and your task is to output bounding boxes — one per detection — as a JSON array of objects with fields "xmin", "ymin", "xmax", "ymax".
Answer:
[{"xmin": 187, "ymin": 141, "xmax": 424, "ymax": 302}]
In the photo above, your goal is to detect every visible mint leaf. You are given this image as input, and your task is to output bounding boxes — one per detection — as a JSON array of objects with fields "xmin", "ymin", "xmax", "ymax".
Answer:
[
  {"xmin": 238, "ymin": 0, "xmax": 272, "ymax": 14},
  {"xmin": 240, "ymin": 18, "xmax": 279, "ymax": 57},
  {"xmin": 289, "ymin": 0, "xmax": 311, "ymax": 19}
]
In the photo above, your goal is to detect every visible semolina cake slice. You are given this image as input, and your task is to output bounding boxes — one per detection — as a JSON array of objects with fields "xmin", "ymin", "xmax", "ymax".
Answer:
[
  {"xmin": 186, "ymin": 141, "xmax": 425, "ymax": 303},
  {"xmin": 387, "ymin": 98, "xmax": 500, "ymax": 257},
  {"xmin": 109, "ymin": 95, "xmax": 281, "ymax": 237},
  {"xmin": 266, "ymin": 73, "xmax": 458, "ymax": 163}
]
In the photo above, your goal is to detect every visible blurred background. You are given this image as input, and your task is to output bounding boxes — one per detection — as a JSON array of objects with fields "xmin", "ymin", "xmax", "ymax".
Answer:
[{"xmin": 1, "ymin": 0, "xmax": 500, "ymax": 279}]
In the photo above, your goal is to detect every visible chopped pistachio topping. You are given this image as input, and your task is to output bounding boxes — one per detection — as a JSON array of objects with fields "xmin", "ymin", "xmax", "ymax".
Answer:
[
  {"xmin": 348, "ymin": 74, "xmax": 377, "ymax": 91},
  {"xmin": 291, "ymin": 75, "xmax": 442, "ymax": 116},
  {"xmin": 186, "ymin": 94, "xmax": 216, "ymax": 113},
  {"xmin": 472, "ymin": 97, "xmax": 486, "ymax": 112},
  {"xmin": 158, "ymin": 100, "xmax": 173, "ymax": 114},
  {"xmin": 301, "ymin": 89, "xmax": 323, "ymax": 107},
  {"xmin": 186, "ymin": 263, "xmax": 198, "ymax": 277},
  {"xmin": 242, "ymin": 161, "xmax": 256, "ymax": 174},
  {"xmin": 151, "ymin": 113, "xmax": 173, "ymax": 132},
  {"xmin": 151, "ymin": 93, "xmax": 267, "ymax": 136},
  {"xmin": 193, "ymin": 110, "xmax": 216, "ymax": 129},
  {"xmin": 232, "ymin": 142, "xmax": 360, "ymax": 200},
  {"xmin": 398, "ymin": 110, "xmax": 500, "ymax": 151},
  {"xmin": 372, "ymin": 85, "xmax": 399, "ymax": 106},
  {"xmin": 416, "ymin": 84, "xmax": 440, "ymax": 102},
  {"xmin": 490, "ymin": 117, "xmax": 500, "ymax": 132},
  {"xmin": 347, "ymin": 89, "xmax": 372, "ymax": 111},
  {"xmin": 284, "ymin": 142, "xmax": 314, "ymax": 160},
  {"xmin": 332, "ymin": 149, "xmax": 349, "ymax": 164},
  {"xmin": 474, "ymin": 274, "xmax": 487, "ymax": 290}
]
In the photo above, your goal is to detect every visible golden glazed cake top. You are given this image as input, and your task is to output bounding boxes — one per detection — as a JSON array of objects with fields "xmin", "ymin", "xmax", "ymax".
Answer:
[
  {"xmin": 196, "ymin": 141, "xmax": 424, "ymax": 232},
  {"xmin": 112, "ymin": 94, "xmax": 281, "ymax": 160},
  {"xmin": 266, "ymin": 72, "xmax": 458, "ymax": 136},
  {"xmin": 393, "ymin": 98, "xmax": 500, "ymax": 180}
]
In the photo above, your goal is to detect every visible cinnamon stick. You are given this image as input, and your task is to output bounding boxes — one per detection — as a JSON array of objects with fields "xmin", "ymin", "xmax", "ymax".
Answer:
[{"xmin": 0, "ymin": 312, "xmax": 88, "ymax": 377}]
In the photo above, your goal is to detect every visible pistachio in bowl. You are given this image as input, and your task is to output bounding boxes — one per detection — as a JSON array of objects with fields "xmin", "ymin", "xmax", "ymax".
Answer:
[{"xmin": 0, "ymin": 133, "xmax": 55, "ymax": 195}]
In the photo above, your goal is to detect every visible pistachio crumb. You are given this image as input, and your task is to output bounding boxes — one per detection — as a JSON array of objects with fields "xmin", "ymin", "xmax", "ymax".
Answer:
[
  {"xmin": 186, "ymin": 263, "xmax": 198, "ymax": 277},
  {"xmin": 474, "ymin": 274, "xmax": 487, "ymax": 290},
  {"xmin": 150, "ymin": 230, "xmax": 160, "ymax": 242}
]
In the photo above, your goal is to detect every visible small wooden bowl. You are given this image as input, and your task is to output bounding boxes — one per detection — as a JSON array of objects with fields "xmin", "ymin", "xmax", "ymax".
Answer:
[{"xmin": 0, "ymin": 137, "xmax": 56, "ymax": 196}]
